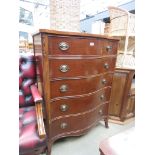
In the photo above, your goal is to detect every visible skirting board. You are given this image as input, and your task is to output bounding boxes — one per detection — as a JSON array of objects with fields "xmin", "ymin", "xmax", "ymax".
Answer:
[{"xmin": 109, "ymin": 117, "xmax": 135, "ymax": 125}]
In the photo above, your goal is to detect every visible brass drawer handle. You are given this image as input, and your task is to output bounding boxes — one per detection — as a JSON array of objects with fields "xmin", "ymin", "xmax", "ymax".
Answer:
[
  {"xmin": 98, "ymin": 109, "xmax": 103, "ymax": 115},
  {"xmin": 100, "ymin": 95, "xmax": 104, "ymax": 100},
  {"xmin": 60, "ymin": 65, "xmax": 69, "ymax": 73},
  {"xmin": 59, "ymin": 42, "xmax": 69, "ymax": 51},
  {"xmin": 104, "ymin": 63, "xmax": 109, "ymax": 69},
  {"xmin": 106, "ymin": 46, "xmax": 112, "ymax": 52},
  {"xmin": 60, "ymin": 84, "xmax": 68, "ymax": 93},
  {"xmin": 60, "ymin": 104, "xmax": 69, "ymax": 112},
  {"xmin": 60, "ymin": 122, "xmax": 68, "ymax": 129},
  {"xmin": 102, "ymin": 79, "xmax": 107, "ymax": 84}
]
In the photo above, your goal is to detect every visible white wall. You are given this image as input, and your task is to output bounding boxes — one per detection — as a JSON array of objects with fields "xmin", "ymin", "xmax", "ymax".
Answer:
[{"xmin": 91, "ymin": 20, "xmax": 105, "ymax": 34}]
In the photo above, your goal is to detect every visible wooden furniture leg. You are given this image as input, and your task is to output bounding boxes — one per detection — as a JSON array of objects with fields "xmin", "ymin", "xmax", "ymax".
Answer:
[
  {"xmin": 104, "ymin": 118, "xmax": 109, "ymax": 128},
  {"xmin": 47, "ymin": 142, "xmax": 52, "ymax": 155}
]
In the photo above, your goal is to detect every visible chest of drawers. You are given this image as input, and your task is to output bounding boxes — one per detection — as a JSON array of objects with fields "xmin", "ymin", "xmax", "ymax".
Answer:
[{"xmin": 33, "ymin": 29, "xmax": 119, "ymax": 153}]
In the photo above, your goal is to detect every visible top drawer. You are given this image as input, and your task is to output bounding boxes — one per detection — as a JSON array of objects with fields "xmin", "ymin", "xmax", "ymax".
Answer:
[{"xmin": 48, "ymin": 36, "xmax": 117, "ymax": 56}]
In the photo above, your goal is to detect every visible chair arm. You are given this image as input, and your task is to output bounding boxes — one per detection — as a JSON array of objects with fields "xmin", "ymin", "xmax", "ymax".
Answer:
[
  {"xmin": 35, "ymin": 103, "xmax": 46, "ymax": 139},
  {"xmin": 30, "ymin": 84, "xmax": 43, "ymax": 103},
  {"xmin": 30, "ymin": 85, "xmax": 46, "ymax": 139}
]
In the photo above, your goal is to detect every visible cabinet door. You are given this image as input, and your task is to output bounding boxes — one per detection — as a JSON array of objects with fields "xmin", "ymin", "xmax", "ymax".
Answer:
[
  {"xmin": 109, "ymin": 72, "xmax": 127, "ymax": 117},
  {"xmin": 109, "ymin": 68, "xmax": 135, "ymax": 121}
]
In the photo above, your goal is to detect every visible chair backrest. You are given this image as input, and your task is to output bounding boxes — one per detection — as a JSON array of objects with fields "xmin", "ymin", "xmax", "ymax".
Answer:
[
  {"xmin": 19, "ymin": 54, "xmax": 36, "ymax": 107},
  {"xmin": 108, "ymin": 6, "xmax": 135, "ymax": 36}
]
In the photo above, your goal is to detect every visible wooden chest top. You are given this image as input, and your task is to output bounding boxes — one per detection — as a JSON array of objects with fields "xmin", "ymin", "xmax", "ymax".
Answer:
[{"xmin": 33, "ymin": 29, "xmax": 119, "ymax": 40}]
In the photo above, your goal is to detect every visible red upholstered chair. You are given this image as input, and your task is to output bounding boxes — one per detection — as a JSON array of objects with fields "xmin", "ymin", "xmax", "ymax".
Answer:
[{"xmin": 19, "ymin": 54, "xmax": 49, "ymax": 155}]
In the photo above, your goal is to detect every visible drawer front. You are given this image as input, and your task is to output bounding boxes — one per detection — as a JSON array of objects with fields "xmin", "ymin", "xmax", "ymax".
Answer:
[
  {"xmin": 48, "ymin": 36, "xmax": 100, "ymax": 55},
  {"xmin": 50, "ymin": 74, "xmax": 112, "ymax": 98},
  {"xmin": 50, "ymin": 103, "xmax": 108, "ymax": 139},
  {"xmin": 48, "ymin": 36, "xmax": 117, "ymax": 56},
  {"xmin": 99, "ymin": 39, "xmax": 118, "ymax": 55},
  {"xmin": 50, "ymin": 87, "xmax": 111, "ymax": 118},
  {"xmin": 49, "ymin": 57, "xmax": 116, "ymax": 78}
]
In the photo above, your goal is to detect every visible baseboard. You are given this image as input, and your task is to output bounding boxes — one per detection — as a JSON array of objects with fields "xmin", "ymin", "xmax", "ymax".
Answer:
[{"xmin": 109, "ymin": 117, "xmax": 135, "ymax": 125}]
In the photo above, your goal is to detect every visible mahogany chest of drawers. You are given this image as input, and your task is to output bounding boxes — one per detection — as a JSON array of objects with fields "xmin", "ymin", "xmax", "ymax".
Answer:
[{"xmin": 33, "ymin": 29, "xmax": 119, "ymax": 152}]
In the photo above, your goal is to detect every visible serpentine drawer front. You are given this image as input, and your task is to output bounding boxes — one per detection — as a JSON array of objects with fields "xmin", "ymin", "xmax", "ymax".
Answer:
[
  {"xmin": 48, "ymin": 36, "xmax": 118, "ymax": 56},
  {"xmin": 33, "ymin": 29, "xmax": 119, "ymax": 149},
  {"xmin": 50, "ymin": 87, "xmax": 111, "ymax": 118},
  {"xmin": 49, "ymin": 57, "xmax": 116, "ymax": 78},
  {"xmin": 50, "ymin": 103, "xmax": 108, "ymax": 141},
  {"xmin": 50, "ymin": 74, "xmax": 112, "ymax": 98}
]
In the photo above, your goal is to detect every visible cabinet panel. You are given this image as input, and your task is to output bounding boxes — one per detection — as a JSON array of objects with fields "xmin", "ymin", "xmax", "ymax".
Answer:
[
  {"xmin": 109, "ymin": 68, "xmax": 135, "ymax": 122},
  {"xmin": 109, "ymin": 72, "xmax": 127, "ymax": 116}
]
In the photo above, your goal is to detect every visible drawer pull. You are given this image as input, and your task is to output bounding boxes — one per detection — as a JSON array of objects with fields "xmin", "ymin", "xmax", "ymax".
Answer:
[
  {"xmin": 104, "ymin": 63, "xmax": 109, "ymax": 69},
  {"xmin": 60, "ymin": 122, "xmax": 68, "ymax": 129},
  {"xmin": 102, "ymin": 79, "xmax": 107, "ymax": 84},
  {"xmin": 100, "ymin": 95, "xmax": 104, "ymax": 100},
  {"xmin": 59, "ymin": 42, "xmax": 69, "ymax": 51},
  {"xmin": 98, "ymin": 109, "xmax": 103, "ymax": 115},
  {"xmin": 60, "ymin": 64, "xmax": 69, "ymax": 72},
  {"xmin": 60, "ymin": 104, "xmax": 69, "ymax": 112},
  {"xmin": 60, "ymin": 84, "xmax": 68, "ymax": 93},
  {"xmin": 106, "ymin": 46, "xmax": 112, "ymax": 52}
]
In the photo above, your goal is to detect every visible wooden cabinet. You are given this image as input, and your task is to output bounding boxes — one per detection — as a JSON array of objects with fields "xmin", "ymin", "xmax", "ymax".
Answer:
[
  {"xmin": 33, "ymin": 29, "xmax": 119, "ymax": 153},
  {"xmin": 109, "ymin": 68, "xmax": 135, "ymax": 122}
]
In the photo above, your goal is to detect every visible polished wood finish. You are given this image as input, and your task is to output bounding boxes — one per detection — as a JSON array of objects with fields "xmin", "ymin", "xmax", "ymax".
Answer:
[
  {"xmin": 51, "ymin": 72, "xmax": 114, "ymax": 87},
  {"xmin": 50, "ymin": 88, "xmax": 111, "ymax": 118},
  {"xmin": 33, "ymin": 29, "xmax": 119, "ymax": 154},
  {"xmin": 50, "ymin": 75, "xmax": 112, "ymax": 98},
  {"xmin": 50, "ymin": 103, "xmax": 108, "ymax": 141},
  {"xmin": 33, "ymin": 29, "xmax": 120, "ymax": 40},
  {"xmin": 35, "ymin": 103, "xmax": 46, "ymax": 139},
  {"xmin": 109, "ymin": 68, "xmax": 135, "ymax": 122},
  {"xmin": 48, "ymin": 36, "xmax": 118, "ymax": 56},
  {"xmin": 49, "ymin": 57, "xmax": 116, "ymax": 78},
  {"xmin": 30, "ymin": 84, "xmax": 46, "ymax": 139}
]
